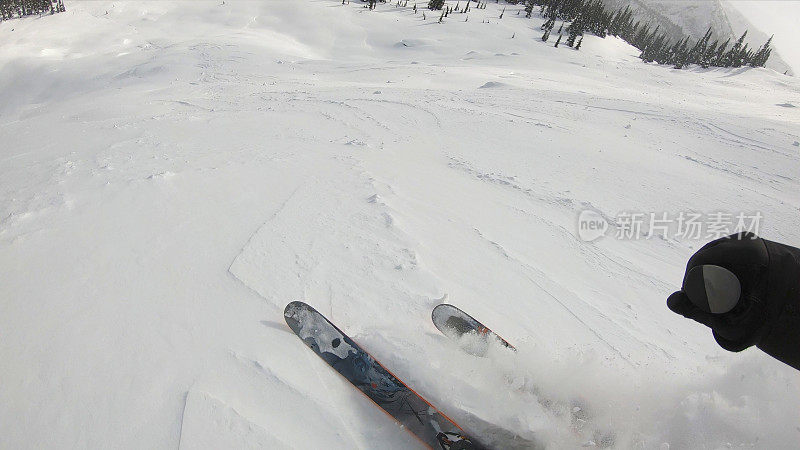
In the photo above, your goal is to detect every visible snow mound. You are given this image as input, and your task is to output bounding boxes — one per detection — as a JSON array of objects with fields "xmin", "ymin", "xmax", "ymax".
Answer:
[
  {"xmin": 478, "ymin": 81, "xmax": 509, "ymax": 89},
  {"xmin": 394, "ymin": 39, "xmax": 434, "ymax": 48}
]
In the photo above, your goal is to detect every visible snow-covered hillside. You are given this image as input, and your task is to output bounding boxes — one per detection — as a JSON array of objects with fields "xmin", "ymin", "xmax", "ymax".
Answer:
[
  {"xmin": 1, "ymin": 1, "xmax": 799, "ymax": 448},
  {"xmin": 725, "ymin": 1, "xmax": 800, "ymax": 75},
  {"xmin": 605, "ymin": 0, "xmax": 795, "ymax": 75}
]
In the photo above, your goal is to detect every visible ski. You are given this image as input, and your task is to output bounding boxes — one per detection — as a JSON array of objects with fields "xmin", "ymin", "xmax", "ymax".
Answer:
[
  {"xmin": 284, "ymin": 301, "xmax": 481, "ymax": 450},
  {"xmin": 431, "ymin": 304, "xmax": 515, "ymax": 357}
]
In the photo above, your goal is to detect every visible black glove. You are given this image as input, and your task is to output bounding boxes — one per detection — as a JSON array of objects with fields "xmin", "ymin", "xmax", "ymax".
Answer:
[{"xmin": 667, "ymin": 232, "xmax": 800, "ymax": 370}]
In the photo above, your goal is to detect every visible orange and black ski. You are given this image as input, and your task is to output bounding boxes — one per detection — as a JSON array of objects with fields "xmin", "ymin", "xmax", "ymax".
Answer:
[{"xmin": 284, "ymin": 301, "xmax": 482, "ymax": 449}]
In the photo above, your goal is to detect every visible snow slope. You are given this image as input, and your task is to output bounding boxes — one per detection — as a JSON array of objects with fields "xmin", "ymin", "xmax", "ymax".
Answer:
[{"xmin": 1, "ymin": 1, "xmax": 799, "ymax": 448}]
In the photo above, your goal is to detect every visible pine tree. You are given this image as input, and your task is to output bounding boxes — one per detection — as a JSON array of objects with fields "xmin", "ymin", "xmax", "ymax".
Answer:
[
  {"xmin": 741, "ymin": 45, "xmax": 755, "ymax": 66},
  {"xmin": 673, "ymin": 36, "xmax": 691, "ymax": 69},
  {"xmin": 554, "ymin": 33, "xmax": 562, "ymax": 47},
  {"xmin": 575, "ymin": 36, "xmax": 583, "ymax": 50},
  {"xmin": 750, "ymin": 35, "xmax": 773, "ymax": 67},
  {"xmin": 684, "ymin": 27, "xmax": 711, "ymax": 67},
  {"xmin": 428, "ymin": 0, "xmax": 444, "ymax": 10},
  {"xmin": 470, "ymin": 0, "xmax": 774, "ymax": 70},
  {"xmin": 701, "ymin": 39, "xmax": 718, "ymax": 68},
  {"xmin": 1, "ymin": 0, "xmax": 66, "ymax": 21},
  {"xmin": 724, "ymin": 31, "xmax": 747, "ymax": 67},
  {"xmin": 733, "ymin": 43, "xmax": 750, "ymax": 67},
  {"xmin": 566, "ymin": 15, "xmax": 583, "ymax": 47},
  {"xmin": 713, "ymin": 38, "xmax": 730, "ymax": 66}
]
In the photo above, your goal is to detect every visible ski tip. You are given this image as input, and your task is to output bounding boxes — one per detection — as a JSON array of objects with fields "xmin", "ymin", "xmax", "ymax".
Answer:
[
  {"xmin": 284, "ymin": 301, "xmax": 316, "ymax": 334},
  {"xmin": 431, "ymin": 303, "xmax": 465, "ymax": 329},
  {"xmin": 433, "ymin": 303, "xmax": 456, "ymax": 309},
  {"xmin": 284, "ymin": 300, "xmax": 315, "ymax": 320},
  {"xmin": 431, "ymin": 303, "xmax": 457, "ymax": 319},
  {"xmin": 284, "ymin": 300, "xmax": 305, "ymax": 315}
]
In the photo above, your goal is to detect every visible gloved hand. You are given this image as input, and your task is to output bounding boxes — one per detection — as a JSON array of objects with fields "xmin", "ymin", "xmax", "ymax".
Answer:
[{"xmin": 667, "ymin": 232, "xmax": 800, "ymax": 370}]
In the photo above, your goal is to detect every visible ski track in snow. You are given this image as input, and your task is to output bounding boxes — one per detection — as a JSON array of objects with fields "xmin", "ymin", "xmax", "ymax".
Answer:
[{"xmin": 1, "ymin": 1, "xmax": 800, "ymax": 449}]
